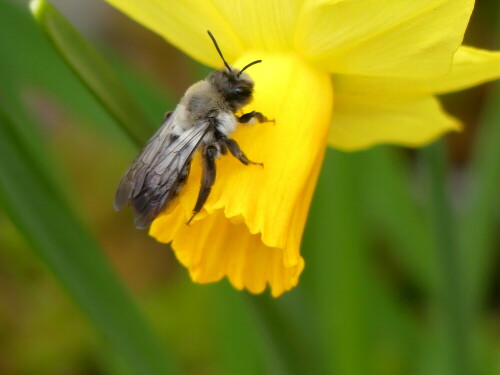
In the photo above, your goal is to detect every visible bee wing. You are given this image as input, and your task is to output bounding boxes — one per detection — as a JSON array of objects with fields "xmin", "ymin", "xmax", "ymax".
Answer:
[
  {"xmin": 115, "ymin": 112, "xmax": 211, "ymax": 229},
  {"xmin": 114, "ymin": 111, "xmax": 176, "ymax": 211}
]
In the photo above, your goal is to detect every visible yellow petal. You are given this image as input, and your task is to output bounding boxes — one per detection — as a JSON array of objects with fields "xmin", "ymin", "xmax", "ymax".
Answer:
[
  {"xmin": 297, "ymin": 0, "xmax": 474, "ymax": 78},
  {"xmin": 429, "ymin": 46, "xmax": 500, "ymax": 94},
  {"xmin": 328, "ymin": 93, "xmax": 460, "ymax": 150},
  {"xmin": 210, "ymin": 0, "xmax": 303, "ymax": 51},
  {"xmin": 105, "ymin": 0, "xmax": 305, "ymax": 67},
  {"xmin": 333, "ymin": 46, "xmax": 500, "ymax": 96},
  {"xmin": 150, "ymin": 52, "xmax": 332, "ymax": 296},
  {"xmin": 104, "ymin": 0, "xmax": 244, "ymax": 67}
]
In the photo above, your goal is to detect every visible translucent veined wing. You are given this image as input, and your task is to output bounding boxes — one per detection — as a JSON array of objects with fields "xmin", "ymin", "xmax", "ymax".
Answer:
[{"xmin": 115, "ymin": 112, "xmax": 212, "ymax": 229}]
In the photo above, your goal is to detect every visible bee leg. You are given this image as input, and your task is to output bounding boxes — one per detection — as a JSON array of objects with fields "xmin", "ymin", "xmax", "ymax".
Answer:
[
  {"xmin": 187, "ymin": 145, "xmax": 217, "ymax": 225},
  {"xmin": 219, "ymin": 143, "xmax": 228, "ymax": 155},
  {"xmin": 223, "ymin": 137, "xmax": 263, "ymax": 167},
  {"xmin": 237, "ymin": 111, "xmax": 274, "ymax": 125}
]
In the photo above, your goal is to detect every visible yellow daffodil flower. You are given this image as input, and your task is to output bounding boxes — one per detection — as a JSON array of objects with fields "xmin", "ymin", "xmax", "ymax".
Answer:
[{"xmin": 105, "ymin": 0, "xmax": 500, "ymax": 296}]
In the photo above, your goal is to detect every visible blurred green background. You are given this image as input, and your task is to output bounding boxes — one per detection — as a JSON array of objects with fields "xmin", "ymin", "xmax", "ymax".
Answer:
[{"xmin": 0, "ymin": 0, "xmax": 499, "ymax": 374}]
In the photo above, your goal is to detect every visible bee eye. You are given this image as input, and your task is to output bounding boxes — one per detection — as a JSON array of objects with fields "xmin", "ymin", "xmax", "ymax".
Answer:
[{"xmin": 233, "ymin": 87, "xmax": 250, "ymax": 96}]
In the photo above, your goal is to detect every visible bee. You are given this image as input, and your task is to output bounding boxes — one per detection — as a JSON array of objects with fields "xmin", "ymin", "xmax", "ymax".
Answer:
[{"xmin": 114, "ymin": 31, "xmax": 271, "ymax": 229}]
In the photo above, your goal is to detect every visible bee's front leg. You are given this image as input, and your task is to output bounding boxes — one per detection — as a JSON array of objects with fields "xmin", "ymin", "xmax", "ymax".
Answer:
[{"xmin": 237, "ymin": 111, "xmax": 274, "ymax": 125}]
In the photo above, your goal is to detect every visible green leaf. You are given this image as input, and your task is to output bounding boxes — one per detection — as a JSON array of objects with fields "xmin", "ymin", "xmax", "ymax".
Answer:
[
  {"xmin": 355, "ymin": 147, "xmax": 437, "ymax": 294},
  {"xmin": 458, "ymin": 81, "xmax": 500, "ymax": 308},
  {"xmin": 211, "ymin": 286, "xmax": 264, "ymax": 375},
  {"xmin": 245, "ymin": 292, "xmax": 329, "ymax": 375},
  {"xmin": 421, "ymin": 141, "xmax": 474, "ymax": 375},
  {"xmin": 302, "ymin": 149, "xmax": 377, "ymax": 375},
  {"xmin": 303, "ymin": 149, "xmax": 421, "ymax": 375},
  {"xmin": 456, "ymin": 0, "xmax": 500, "ymax": 310},
  {"xmin": 0, "ymin": 108, "xmax": 179, "ymax": 374},
  {"xmin": 30, "ymin": 0, "xmax": 155, "ymax": 147}
]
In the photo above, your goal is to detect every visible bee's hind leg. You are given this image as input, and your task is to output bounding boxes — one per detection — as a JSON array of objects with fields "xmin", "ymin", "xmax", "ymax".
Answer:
[
  {"xmin": 187, "ymin": 145, "xmax": 217, "ymax": 225},
  {"xmin": 223, "ymin": 137, "xmax": 263, "ymax": 167}
]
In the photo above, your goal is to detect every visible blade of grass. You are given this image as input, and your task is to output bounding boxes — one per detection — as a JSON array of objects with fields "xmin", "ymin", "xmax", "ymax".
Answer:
[
  {"xmin": 368, "ymin": 277, "xmax": 421, "ymax": 375},
  {"xmin": 457, "ymin": 22, "xmax": 500, "ymax": 370},
  {"xmin": 458, "ymin": 0, "xmax": 500, "ymax": 310},
  {"xmin": 0, "ymin": 0, "xmax": 115, "ymax": 136},
  {"xmin": 245, "ymin": 292, "xmax": 330, "ymax": 375},
  {"xmin": 302, "ymin": 149, "xmax": 374, "ymax": 375},
  {"xmin": 422, "ymin": 141, "xmax": 473, "ymax": 375},
  {"xmin": 30, "ymin": 0, "xmax": 155, "ymax": 147},
  {"xmin": 356, "ymin": 146, "xmax": 437, "ymax": 295},
  {"xmin": 0, "ymin": 108, "xmax": 179, "ymax": 375},
  {"xmin": 303, "ymin": 148, "xmax": 427, "ymax": 374},
  {"xmin": 458, "ymin": 73, "xmax": 500, "ymax": 309},
  {"xmin": 0, "ymin": 0, "xmax": 170, "ymax": 142},
  {"xmin": 352, "ymin": 147, "xmax": 440, "ymax": 375},
  {"xmin": 210, "ymin": 285, "xmax": 264, "ymax": 375}
]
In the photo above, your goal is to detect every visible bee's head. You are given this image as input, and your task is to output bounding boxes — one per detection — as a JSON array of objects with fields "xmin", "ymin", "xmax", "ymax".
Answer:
[
  {"xmin": 208, "ymin": 68, "xmax": 256, "ymax": 109},
  {"xmin": 207, "ymin": 30, "xmax": 262, "ymax": 110}
]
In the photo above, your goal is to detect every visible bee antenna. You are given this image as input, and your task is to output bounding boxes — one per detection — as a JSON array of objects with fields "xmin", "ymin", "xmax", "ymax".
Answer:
[
  {"xmin": 207, "ymin": 30, "xmax": 232, "ymax": 72},
  {"xmin": 238, "ymin": 60, "xmax": 262, "ymax": 76}
]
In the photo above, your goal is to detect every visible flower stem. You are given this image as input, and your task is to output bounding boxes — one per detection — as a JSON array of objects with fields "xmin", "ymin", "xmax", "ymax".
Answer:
[{"xmin": 423, "ymin": 141, "xmax": 473, "ymax": 375}]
